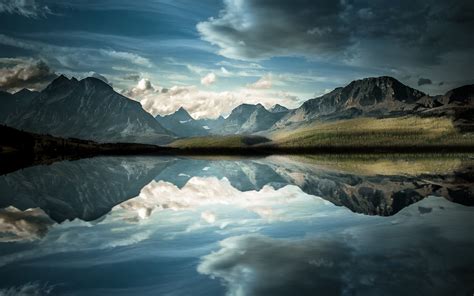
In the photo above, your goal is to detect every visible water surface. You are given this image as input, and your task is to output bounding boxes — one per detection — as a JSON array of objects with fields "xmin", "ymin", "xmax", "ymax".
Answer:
[{"xmin": 0, "ymin": 155, "xmax": 473, "ymax": 295}]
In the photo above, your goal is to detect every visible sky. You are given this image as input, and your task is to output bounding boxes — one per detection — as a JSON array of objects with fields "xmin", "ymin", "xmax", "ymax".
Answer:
[{"xmin": 0, "ymin": 0, "xmax": 473, "ymax": 118}]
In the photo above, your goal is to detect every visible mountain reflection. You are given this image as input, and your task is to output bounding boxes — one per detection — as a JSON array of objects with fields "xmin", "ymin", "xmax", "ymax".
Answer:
[
  {"xmin": 0, "ymin": 155, "xmax": 472, "ymax": 224},
  {"xmin": 0, "ymin": 155, "xmax": 472, "ymax": 295}
]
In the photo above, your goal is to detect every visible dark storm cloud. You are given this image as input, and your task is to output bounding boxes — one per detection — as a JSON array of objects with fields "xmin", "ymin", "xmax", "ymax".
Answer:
[
  {"xmin": 197, "ymin": 0, "xmax": 353, "ymax": 60},
  {"xmin": 418, "ymin": 78, "xmax": 432, "ymax": 86},
  {"xmin": 197, "ymin": 0, "xmax": 474, "ymax": 65},
  {"xmin": 0, "ymin": 58, "xmax": 57, "ymax": 91}
]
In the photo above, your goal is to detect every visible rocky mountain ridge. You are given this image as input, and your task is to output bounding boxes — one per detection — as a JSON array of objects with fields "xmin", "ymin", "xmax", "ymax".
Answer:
[{"xmin": 0, "ymin": 75, "xmax": 174, "ymax": 144}]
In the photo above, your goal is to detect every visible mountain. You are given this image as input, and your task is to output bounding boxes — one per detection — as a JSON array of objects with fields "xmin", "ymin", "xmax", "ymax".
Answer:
[
  {"xmin": 0, "ymin": 89, "xmax": 39, "ymax": 123},
  {"xmin": 13, "ymin": 88, "xmax": 40, "ymax": 102},
  {"xmin": 195, "ymin": 115, "xmax": 226, "ymax": 132},
  {"xmin": 270, "ymin": 104, "xmax": 289, "ymax": 113},
  {"xmin": 416, "ymin": 84, "xmax": 474, "ymax": 131},
  {"xmin": 277, "ymin": 76, "xmax": 426, "ymax": 126},
  {"xmin": 155, "ymin": 107, "xmax": 210, "ymax": 137},
  {"xmin": 216, "ymin": 103, "xmax": 288, "ymax": 134},
  {"xmin": 3, "ymin": 75, "xmax": 174, "ymax": 144},
  {"xmin": 157, "ymin": 104, "xmax": 289, "ymax": 137},
  {"xmin": 274, "ymin": 76, "xmax": 474, "ymax": 132}
]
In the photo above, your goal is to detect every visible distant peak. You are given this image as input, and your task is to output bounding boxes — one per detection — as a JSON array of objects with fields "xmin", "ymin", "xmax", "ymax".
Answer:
[
  {"xmin": 55, "ymin": 74, "xmax": 70, "ymax": 82},
  {"xmin": 270, "ymin": 104, "xmax": 289, "ymax": 112},
  {"xmin": 81, "ymin": 76, "xmax": 113, "ymax": 90},
  {"xmin": 164, "ymin": 106, "xmax": 193, "ymax": 121},
  {"xmin": 15, "ymin": 88, "xmax": 32, "ymax": 94},
  {"xmin": 175, "ymin": 107, "xmax": 192, "ymax": 117},
  {"xmin": 45, "ymin": 74, "xmax": 75, "ymax": 90},
  {"xmin": 233, "ymin": 103, "xmax": 260, "ymax": 111},
  {"xmin": 351, "ymin": 76, "xmax": 400, "ymax": 85}
]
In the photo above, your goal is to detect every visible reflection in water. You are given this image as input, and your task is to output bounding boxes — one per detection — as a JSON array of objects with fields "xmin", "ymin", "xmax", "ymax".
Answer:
[{"xmin": 0, "ymin": 155, "xmax": 472, "ymax": 295}]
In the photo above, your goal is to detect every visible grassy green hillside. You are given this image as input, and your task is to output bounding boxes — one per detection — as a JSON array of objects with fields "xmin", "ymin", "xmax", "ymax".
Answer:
[{"xmin": 270, "ymin": 116, "xmax": 474, "ymax": 147}]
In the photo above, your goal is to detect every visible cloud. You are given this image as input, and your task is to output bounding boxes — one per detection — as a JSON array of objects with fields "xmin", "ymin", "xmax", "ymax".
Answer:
[
  {"xmin": 116, "ymin": 177, "xmax": 317, "ymax": 221},
  {"xmin": 0, "ymin": 0, "xmax": 52, "ymax": 18},
  {"xmin": 0, "ymin": 58, "xmax": 57, "ymax": 91},
  {"xmin": 197, "ymin": 0, "xmax": 351, "ymax": 60},
  {"xmin": 0, "ymin": 207, "xmax": 53, "ymax": 242},
  {"xmin": 89, "ymin": 72, "xmax": 111, "ymax": 85},
  {"xmin": 123, "ymin": 78, "xmax": 299, "ymax": 118},
  {"xmin": 123, "ymin": 73, "xmax": 141, "ymax": 82},
  {"xmin": 122, "ymin": 78, "xmax": 163, "ymax": 99},
  {"xmin": 0, "ymin": 281, "xmax": 55, "ymax": 296},
  {"xmin": 200, "ymin": 72, "xmax": 217, "ymax": 86},
  {"xmin": 201, "ymin": 211, "xmax": 217, "ymax": 224},
  {"xmin": 417, "ymin": 78, "xmax": 432, "ymax": 86},
  {"xmin": 247, "ymin": 75, "xmax": 272, "ymax": 89},
  {"xmin": 196, "ymin": 0, "xmax": 474, "ymax": 80},
  {"xmin": 0, "ymin": 34, "xmax": 154, "ymax": 73},
  {"xmin": 100, "ymin": 49, "xmax": 152, "ymax": 68},
  {"xmin": 198, "ymin": 197, "xmax": 474, "ymax": 295},
  {"xmin": 198, "ymin": 234, "xmax": 354, "ymax": 295},
  {"xmin": 135, "ymin": 78, "xmax": 154, "ymax": 92}
]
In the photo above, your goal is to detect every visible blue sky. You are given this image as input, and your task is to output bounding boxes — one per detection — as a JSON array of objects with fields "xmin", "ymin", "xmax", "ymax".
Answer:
[{"xmin": 0, "ymin": 0, "xmax": 473, "ymax": 118}]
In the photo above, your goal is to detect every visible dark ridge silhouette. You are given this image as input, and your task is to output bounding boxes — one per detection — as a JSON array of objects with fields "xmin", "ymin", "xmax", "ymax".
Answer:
[{"xmin": 0, "ymin": 124, "xmax": 169, "ymax": 175}]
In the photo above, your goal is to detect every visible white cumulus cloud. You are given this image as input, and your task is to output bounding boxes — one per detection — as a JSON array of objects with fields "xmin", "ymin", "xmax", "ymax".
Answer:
[
  {"xmin": 123, "ymin": 78, "xmax": 299, "ymax": 119},
  {"xmin": 200, "ymin": 72, "xmax": 217, "ymax": 86},
  {"xmin": 247, "ymin": 74, "xmax": 272, "ymax": 89}
]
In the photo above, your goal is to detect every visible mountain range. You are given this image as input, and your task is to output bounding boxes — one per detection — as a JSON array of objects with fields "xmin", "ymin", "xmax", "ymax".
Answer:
[
  {"xmin": 156, "ymin": 103, "xmax": 291, "ymax": 137},
  {"xmin": 0, "ymin": 75, "xmax": 472, "ymax": 145},
  {"xmin": 154, "ymin": 76, "xmax": 474, "ymax": 138},
  {"xmin": 0, "ymin": 75, "xmax": 174, "ymax": 144},
  {"xmin": 274, "ymin": 76, "xmax": 473, "ymax": 130}
]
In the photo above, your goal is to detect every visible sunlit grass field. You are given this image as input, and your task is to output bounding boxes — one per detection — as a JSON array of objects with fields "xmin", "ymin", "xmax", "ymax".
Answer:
[{"xmin": 270, "ymin": 116, "xmax": 474, "ymax": 147}]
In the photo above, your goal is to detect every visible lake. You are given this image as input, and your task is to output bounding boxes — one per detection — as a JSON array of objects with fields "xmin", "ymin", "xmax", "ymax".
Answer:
[{"xmin": 0, "ymin": 155, "xmax": 473, "ymax": 295}]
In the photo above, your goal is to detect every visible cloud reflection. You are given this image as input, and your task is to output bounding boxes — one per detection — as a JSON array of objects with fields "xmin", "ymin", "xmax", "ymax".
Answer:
[
  {"xmin": 198, "ymin": 197, "xmax": 474, "ymax": 296},
  {"xmin": 0, "ymin": 207, "xmax": 53, "ymax": 242},
  {"xmin": 115, "ymin": 177, "xmax": 333, "ymax": 224}
]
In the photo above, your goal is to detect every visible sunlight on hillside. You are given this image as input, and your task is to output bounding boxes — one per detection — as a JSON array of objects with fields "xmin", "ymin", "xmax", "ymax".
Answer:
[{"xmin": 271, "ymin": 116, "xmax": 474, "ymax": 147}]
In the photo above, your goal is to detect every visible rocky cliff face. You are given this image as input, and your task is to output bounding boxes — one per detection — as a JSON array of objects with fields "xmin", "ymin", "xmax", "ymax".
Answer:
[
  {"xmin": 2, "ymin": 76, "xmax": 174, "ymax": 144},
  {"xmin": 278, "ymin": 76, "xmax": 426, "ymax": 125}
]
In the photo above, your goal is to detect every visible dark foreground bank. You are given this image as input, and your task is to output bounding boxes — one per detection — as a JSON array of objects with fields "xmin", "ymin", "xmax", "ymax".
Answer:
[{"xmin": 1, "ymin": 124, "xmax": 474, "ymax": 175}]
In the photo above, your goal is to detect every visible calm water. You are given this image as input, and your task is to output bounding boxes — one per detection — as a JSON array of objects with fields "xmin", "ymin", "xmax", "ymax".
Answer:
[{"xmin": 0, "ymin": 155, "xmax": 473, "ymax": 295}]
